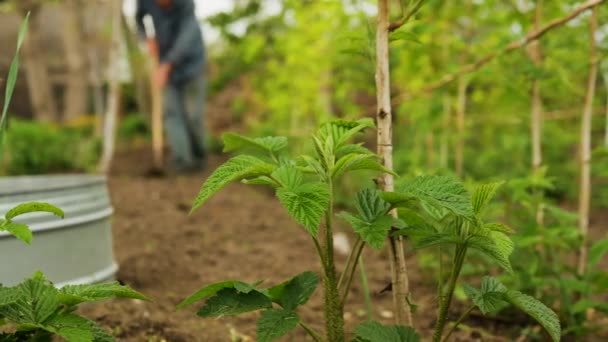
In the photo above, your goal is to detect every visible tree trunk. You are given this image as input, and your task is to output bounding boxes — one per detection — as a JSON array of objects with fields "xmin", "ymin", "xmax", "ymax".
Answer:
[
  {"xmin": 61, "ymin": 0, "xmax": 88, "ymax": 123},
  {"xmin": 98, "ymin": 0, "xmax": 122, "ymax": 173},
  {"xmin": 529, "ymin": 1, "xmax": 544, "ymax": 226},
  {"xmin": 15, "ymin": 2, "xmax": 57, "ymax": 122},
  {"xmin": 577, "ymin": 5, "xmax": 598, "ymax": 276},
  {"xmin": 376, "ymin": 0, "xmax": 412, "ymax": 327},
  {"xmin": 455, "ymin": 76, "xmax": 468, "ymax": 177}
]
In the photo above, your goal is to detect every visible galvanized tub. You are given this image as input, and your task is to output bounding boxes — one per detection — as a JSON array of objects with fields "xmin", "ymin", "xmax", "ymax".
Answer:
[{"xmin": 0, "ymin": 175, "xmax": 117, "ymax": 286}]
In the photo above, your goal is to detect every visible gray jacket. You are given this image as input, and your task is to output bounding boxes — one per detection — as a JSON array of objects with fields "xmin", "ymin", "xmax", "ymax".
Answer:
[{"xmin": 136, "ymin": 0, "xmax": 205, "ymax": 85}]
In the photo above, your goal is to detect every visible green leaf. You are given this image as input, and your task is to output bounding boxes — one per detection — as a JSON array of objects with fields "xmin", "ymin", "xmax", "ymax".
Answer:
[
  {"xmin": 43, "ymin": 313, "xmax": 94, "ymax": 342},
  {"xmin": 471, "ymin": 181, "xmax": 504, "ymax": 214},
  {"xmin": 354, "ymin": 321, "xmax": 419, "ymax": 342},
  {"xmin": 223, "ymin": 133, "xmax": 288, "ymax": 156},
  {"xmin": 256, "ymin": 309, "xmax": 299, "ymax": 342},
  {"xmin": 1, "ymin": 13, "xmax": 29, "ymax": 138},
  {"xmin": 463, "ymin": 277, "xmax": 507, "ymax": 314},
  {"xmin": 389, "ymin": 30, "xmax": 421, "ymax": 44},
  {"xmin": 197, "ymin": 288, "xmax": 272, "ymax": 317},
  {"xmin": 398, "ymin": 176, "xmax": 474, "ymax": 220},
  {"xmin": 339, "ymin": 189, "xmax": 405, "ymax": 249},
  {"xmin": 484, "ymin": 222, "xmax": 514, "ymax": 234},
  {"xmin": 335, "ymin": 143, "xmax": 372, "ymax": 158},
  {"xmin": 380, "ymin": 192, "xmax": 418, "ymax": 209},
  {"xmin": 317, "ymin": 119, "xmax": 374, "ymax": 150},
  {"xmin": 504, "ymin": 290, "xmax": 561, "ymax": 342},
  {"xmin": 90, "ymin": 321, "xmax": 115, "ymax": 342},
  {"xmin": 191, "ymin": 155, "xmax": 276, "ymax": 212},
  {"xmin": 0, "ymin": 287, "xmax": 19, "ymax": 306},
  {"xmin": 271, "ymin": 165, "xmax": 303, "ymax": 189},
  {"xmin": 0, "ymin": 272, "xmax": 59, "ymax": 325},
  {"xmin": 177, "ymin": 280, "xmax": 257, "ymax": 310},
  {"xmin": 468, "ymin": 236, "xmax": 513, "ymax": 273},
  {"xmin": 58, "ymin": 282, "xmax": 149, "ymax": 306},
  {"xmin": 332, "ymin": 153, "xmax": 394, "ymax": 179},
  {"xmin": 4, "ymin": 202, "xmax": 64, "ymax": 221},
  {"xmin": 0, "ymin": 222, "xmax": 32, "ymax": 244},
  {"xmin": 589, "ymin": 239, "xmax": 608, "ymax": 269},
  {"xmin": 276, "ymin": 182, "xmax": 329, "ymax": 236},
  {"xmin": 354, "ymin": 189, "xmax": 391, "ymax": 221},
  {"xmin": 413, "ymin": 233, "xmax": 464, "ymax": 249},
  {"xmin": 340, "ymin": 213, "xmax": 403, "ymax": 250},
  {"xmin": 267, "ymin": 272, "xmax": 319, "ymax": 310}
]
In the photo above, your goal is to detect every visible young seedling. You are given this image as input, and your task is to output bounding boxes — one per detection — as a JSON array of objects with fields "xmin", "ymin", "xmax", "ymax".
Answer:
[
  {"xmin": 179, "ymin": 119, "xmax": 423, "ymax": 341},
  {"xmin": 386, "ymin": 180, "xmax": 561, "ymax": 341}
]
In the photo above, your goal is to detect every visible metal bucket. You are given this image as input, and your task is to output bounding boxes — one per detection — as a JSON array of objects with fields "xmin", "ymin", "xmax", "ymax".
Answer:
[{"xmin": 0, "ymin": 175, "xmax": 117, "ymax": 286}]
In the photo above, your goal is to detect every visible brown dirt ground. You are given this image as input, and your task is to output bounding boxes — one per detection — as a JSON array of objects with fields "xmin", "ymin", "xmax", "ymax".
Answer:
[{"xmin": 78, "ymin": 146, "xmax": 607, "ymax": 342}]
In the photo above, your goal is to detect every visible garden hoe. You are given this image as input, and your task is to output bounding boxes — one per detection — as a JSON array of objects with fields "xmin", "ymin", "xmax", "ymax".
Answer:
[{"xmin": 144, "ymin": 16, "xmax": 165, "ymax": 177}]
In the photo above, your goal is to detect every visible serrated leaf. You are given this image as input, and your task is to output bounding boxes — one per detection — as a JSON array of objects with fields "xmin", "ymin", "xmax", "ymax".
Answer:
[
  {"xmin": 468, "ymin": 236, "xmax": 513, "ymax": 273},
  {"xmin": 504, "ymin": 290, "xmax": 561, "ymax": 342},
  {"xmin": 271, "ymin": 165, "xmax": 303, "ymax": 189},
  {"xmin": 256, "ymin": 309, "xmax": 299, "ymax": 342},
  {"xmin": 0, "ymin": 287, "xmax": 19, "ymax": 306},
  {"xmin": 489, "ymin": 231, "xmax": 514, "ymax": 258},
  {"xmin": 4, "ymin": 202, "xmax": 64, "ymax": 221},
  {"xmin": 177, "ymin": 280, "xmax": 257, "ymax": 310},
  {"xmin": 43, "ymin": 313, "xmax": 94, "ymax": 342},
  {"xmin": 380, "ymin": 192, "xmax": 418, "ymax": 208},
  {"xmin": 1, "ymin": 222, "xmax": 32, "ymax": 244},
  {"xmin": 267, "ymin": 272, "xmax": 319, "ymax": 310},
  {"xmin": 335, "ymin": 143, "xmax": 372, "ymax": 158},
  {"xmin": 413, "ymin": 233, "xmax": 464, "ymax": 249},
  {"xmin": 398, "ymin": 176, "xmax": 474, "ymax": 220},
  {"xmin": 90, "ymin": 321, "xmax": 115, "ymax": 342},
  {"xmin": 471, "ymin": 182, "xmax": 504, "ymax": 214},
  {"xmin": 463, "ymin": 277, "xmax": 506, "ymax": 314},
  {"xmin": 339, "ymin": 213, "xmax": 403, "ymax": 250},
  {"xmin": 317, "ymin": 119, "xmax": 374, "ymax": 150},
  {"xmin": 191, "ymin": 155, "xmax": 276, "ymax": 212},
  {"xmin": 484, "ymin": 223, "xmax": 514, "ymax": 234},
  {"xmin": 354, "ymin": 321, "xmax": 419, "ymax": 342},
  {"xmin": 589, "ymin": 239, "xmax": 608, "ymax": 268},
  {"xmin": 58, "ymin": 282, "xmax": 149, "ymax": 306},
  {"xmin": 332, "ymin": 153, "xmax": 394, "ymax": 179},
  {"xmin": 223, "ymin": 133, "xmax": 288, "ymax": 156},
  {"xmin": 276, "ymin": 182, "xmax": 329, "ymax": 236},
  {"xmin": 197, "ymin": 288, "xmax": 271, "ymax": 317},
  {"xmin": 355, "ymin": 189, "xmax": 390, "ymax": 222},
  {"xmin": 0, "ymin": 272, "xmax": 59, "ymax": 325}
]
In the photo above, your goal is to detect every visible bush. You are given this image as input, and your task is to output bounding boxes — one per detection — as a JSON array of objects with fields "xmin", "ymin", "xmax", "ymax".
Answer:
[{"xmin": 1, "ymin": 120, "xmax": 100, "ymax": 175}]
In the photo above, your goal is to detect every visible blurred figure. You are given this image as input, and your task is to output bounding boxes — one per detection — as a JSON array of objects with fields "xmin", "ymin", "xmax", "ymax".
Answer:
[{"xmin": 136, "ymin": 0, "xmax": 207, "ymax": 173}]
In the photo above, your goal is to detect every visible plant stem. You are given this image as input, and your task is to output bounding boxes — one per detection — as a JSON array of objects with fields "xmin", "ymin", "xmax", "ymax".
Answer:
[
  {"xmin": 359, "ymin": 256, "xmax": 374, "ymax": 321},
  {"xmin": 323, "ymin": 180, "xmax": 345, "ymax": 342},
  {"xmin": 341, "ymin": 241, "xmax": 365, "ymax": 303},
  {"xmin": 337, "ymin": 237, "xmax": 362, "ymax": 290},
  {"xmin": 299, "ymin": 322, "xmax": 324, "ymax": 342},
  {"xmin": 442, "ymin": 305, "xmax": 475, "ymax": 342},
  {"xmin": 313, "ymin": 236, "xmax": 328, "ymax": 271},
  {"xmin": 432, "ymin": 245, "xmax": 467, "ymax": 342}
]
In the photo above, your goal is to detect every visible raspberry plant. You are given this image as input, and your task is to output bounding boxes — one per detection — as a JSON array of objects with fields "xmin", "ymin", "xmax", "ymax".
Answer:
[{"xmin": 180, "ymin": 120, "xmax": 561, "ymax": 341}]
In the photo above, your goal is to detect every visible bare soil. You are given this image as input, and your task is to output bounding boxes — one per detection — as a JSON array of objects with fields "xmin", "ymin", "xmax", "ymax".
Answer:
[{"xmin": 78, "ymin": 147, "xmax": 607, "ymax": 341}]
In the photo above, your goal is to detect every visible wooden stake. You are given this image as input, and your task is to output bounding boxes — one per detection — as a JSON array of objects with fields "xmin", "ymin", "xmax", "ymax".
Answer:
[
  {"xmin": 577, "ymin": 5, "xmax": 598, "ymax": 276},
  {"xmin": 98, "ymin": 0, "xmax": 122, "ymax": 173},
  {"xmin": 529, "ymin": 0, "xmax": 544, "ymax": 226},
  {"xmin": 376, "ymin": 0, "xmax": 412, "ymax": 327}
]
